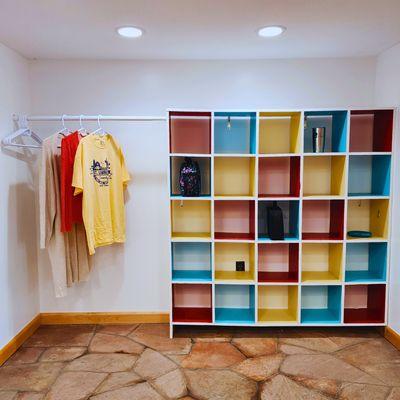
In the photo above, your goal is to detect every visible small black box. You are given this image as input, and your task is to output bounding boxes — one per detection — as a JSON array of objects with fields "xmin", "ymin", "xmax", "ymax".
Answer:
[{"xmin": 236, "ymin": 261, "xmax": 245, "ymax": 272}]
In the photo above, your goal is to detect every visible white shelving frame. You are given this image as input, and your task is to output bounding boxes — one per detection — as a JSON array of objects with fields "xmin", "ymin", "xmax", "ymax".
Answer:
[{"xmin": 168, "ymin": 108, "xmax": 396, "ymax": 337}]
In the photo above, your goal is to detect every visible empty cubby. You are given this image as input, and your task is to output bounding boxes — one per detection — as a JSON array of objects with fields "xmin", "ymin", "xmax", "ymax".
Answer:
[
  {"xmin": 214, "ymin": 112, "xmax": 256, "ymax": 154},
  {"xmin": 344, "ymin": 284, "xmax": 386, "ymax": 323},
  {"xmin": 169, "ymin": 111, "xmax": 211, "ymax": 154},
  {"xmin": 347, "ymin": 199, "xmax": 389, "ymax": 240},
  {"xmin": 258, "ymin": 286, "xmax": 298, "ymax": 323},
  {"xmin": 259, "ymin": 112, "xmax": 302, "ymax": 154},
  {"xmin": 214, "ymin": 156, "xmax": 256, "ymax": 197},
  {"xmin": 258, "ymin": 156, "xmax": 301, "ymax": 198},
  {"xmin": 258, "ymin": 200, "xmax": 299, "ymax": 241},
  {"xmin": 301, "ymin": 243, "xmax": 343, "ymax": 282},
  {"xmin": 258, "ymin": 243, "xmax": 299, "ymax": 283},
  {"xmin": 348, "ymin": 155, "xmax": 391, "ymax": 197},
  {"xmin": 171, "ymin": 200, "xmax": 211, "ymax": 240},
  {"xmin": 172, "ymin": 284, "xmax": 212, "ymax": 323},
  {"xmin": 301, "ymin": 285, "xmax": 342, "ymax": 324},
  {"xmin": 304, "ymin": 111, "xmax": 347, "ymax": 153},
  {"xmin": 303, "ymin": 155, "xmax": 346, "ymax": 197},
  {"xmin": 302, "ymin": 200, "xmax": 344, "ymax": 240},
  {"xmin": 170, "ymin": 156, "xmax": 211, "ymax": 197},
  {"xmin": 215, "ymin": 242, "xmax": 255, "ymax": 282},
  {"xmin": 214, "ymin": 200, "xmax": 255, "ymax": 240},
  {"xmin": 345, "ymin": 242, "xmax": 387, "ymax": 283},
  {"xmin": 349, "ymin": 110, "xmax": 393, "ymax": 153},
  {"xmin": 172, "ymin": 242, "xmax": 212, "ymax": 282},
  {"xmin": 215, "ymin": 284, "xmax": 255, "ymax": 324}
]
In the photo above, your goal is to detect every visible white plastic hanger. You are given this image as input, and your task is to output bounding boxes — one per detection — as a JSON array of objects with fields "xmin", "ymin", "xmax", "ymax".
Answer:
[
  {"xmin": 1, "ymin": 115, "xmax": 43, "ymax": 149},
  {"xmin": 90, "ymin": 115, "xmax": 105, "ymax": 135},
  {"xmin": 78, "ymin": 114, "xmax": 88, "ymax": 136}
]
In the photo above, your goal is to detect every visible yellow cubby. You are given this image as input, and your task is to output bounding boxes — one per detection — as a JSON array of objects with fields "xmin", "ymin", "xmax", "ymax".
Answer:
[
  {"xmin": 259, "ymin": 112, "xmax": 302, "ymax": 154},
  {"xmin": 301, "ymin": 243, "xmax": 343, "ymax": 282},
  {"xmin": 215, "ymin": 242, "xmax": 255, "ymax": 282},
  {"xmin": 171, "ymin": 200, "xmax": 211, "ymax": 240},
  {"xmin": 303, "ymin": 155, "xmax": 346, "ymax": 197},
  {"xmin": 258, "ymin": 286, "xmax": 298, "ymax": 323},
  {"xmin": 347, "ymin": 199, "xmax": 389, "ymax": 241},
  {"xmin": 214, "ymin": 157, "xmax": 256, "ymax": 197}
]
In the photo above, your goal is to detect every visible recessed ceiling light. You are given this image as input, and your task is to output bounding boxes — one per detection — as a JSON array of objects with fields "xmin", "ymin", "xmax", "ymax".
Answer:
[
  {"xmin": 117, "ymin": 26, "xmax": 143, "ymax": 38},
  {"xmin": 258, "ymin": 25, "xmax": 286, "ymax": 38}
]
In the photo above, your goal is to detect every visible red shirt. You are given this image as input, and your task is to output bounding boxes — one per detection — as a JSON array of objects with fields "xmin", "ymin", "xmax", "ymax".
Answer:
[{"xmin": 60, "ymin": 132, "xmax": 83, "ymax": 232}]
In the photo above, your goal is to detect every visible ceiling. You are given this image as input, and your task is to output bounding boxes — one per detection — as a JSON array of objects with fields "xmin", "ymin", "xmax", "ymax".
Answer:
[{"xmin": 1, "ymin": 0, "xmax": 400, "ymax": 60}]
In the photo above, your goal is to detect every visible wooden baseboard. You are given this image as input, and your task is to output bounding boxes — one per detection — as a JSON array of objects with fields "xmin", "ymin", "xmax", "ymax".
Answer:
[
  {"xmin": 0, "ymin": 314, "xmax": 41, "ymax": 366},
  {"xmin": 384, "ymin": 326, "xmax": 400, "ymax": 350},
  {"xmin": 40, "ymin": 312, "xmax": 169, "ymax": 325}
]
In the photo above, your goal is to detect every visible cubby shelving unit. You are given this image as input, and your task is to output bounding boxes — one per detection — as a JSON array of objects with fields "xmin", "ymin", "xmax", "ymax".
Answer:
[{"xmin": 168, "ymin": 108, "xmax": 394, "ymax": 335}]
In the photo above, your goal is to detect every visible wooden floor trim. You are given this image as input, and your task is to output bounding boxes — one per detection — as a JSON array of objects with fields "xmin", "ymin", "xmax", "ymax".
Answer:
[
  {"xmin": 0, "ymin": 314, "xmax": 41, "ymax": 366},
  {"xmin": 40, "ymin": 312, "xmax": 170, "ymax": 325},
  {"xmin": 384, "ymin": 326, "xmax": 400, "ymax": 350}
]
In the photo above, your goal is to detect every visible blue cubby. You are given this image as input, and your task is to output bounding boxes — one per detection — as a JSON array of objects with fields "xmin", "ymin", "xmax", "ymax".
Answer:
[
  {"xmin": 214, "ymin": 112, "xmax": 256, "ymax": 154},
  {"xmin": 172, "ymin": 243, "xmax": 212, "ymax": 282},
  {"xmin": 348, "ymin": 155, "xmax": 391, "ymax": 197},
  {"xmin": 345, "ymin": 242, "xmax": 387, "ymax": 282},
  {"xmin": 258, "ymin": 200, "xmax": 300, "ymax": 241},
  {"xmin": 215, "ymin": 284, "xmax": 255, "ymax": 324},
  {"xmin": 304, "ymin": 111, "xmax": 348, "ymax": 153},
  {"xmin": 301, "ymin": 285, "xmax": 342, "ymax": 324}
]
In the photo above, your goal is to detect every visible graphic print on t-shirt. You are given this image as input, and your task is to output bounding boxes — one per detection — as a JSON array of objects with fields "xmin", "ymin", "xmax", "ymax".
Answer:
[{"xmin": 90, "ymin": 159, "xmax": 112, "ymax": 186}]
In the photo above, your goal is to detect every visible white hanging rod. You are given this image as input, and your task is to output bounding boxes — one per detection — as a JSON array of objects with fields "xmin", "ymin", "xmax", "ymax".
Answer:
[{"xmin": 13, "ymin": 114, "xmax": 167, "ymax": 122}]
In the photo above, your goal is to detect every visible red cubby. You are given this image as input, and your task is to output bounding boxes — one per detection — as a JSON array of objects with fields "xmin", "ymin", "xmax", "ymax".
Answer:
[
  {"xmin": 214, "ymin": 200, "xmax": 255, "ymax": 240},
  {"xmin": 172, "ymin": 284, "xmax": 212, "ymax": 323},
  {"xmin": 349, "ymin": 110, "xmax": 393, "ymax": 153},
  {"xmin": 302, "ymin": 200, "xmax": 344, "ymax": 240},
  {"xmin": 258, "ymin": 243, "xmax": 299, "ymax": 283},
  {"xmin": 344, "ymin": 284, "xmax": 386, "ymax": 324},
  {"xmin": 258, "ymin": 156, "xmax": 300, "ymax": 198},
  {"xmin": 169, "ymin": 111, "xmax": 211, "ymax": 154}
]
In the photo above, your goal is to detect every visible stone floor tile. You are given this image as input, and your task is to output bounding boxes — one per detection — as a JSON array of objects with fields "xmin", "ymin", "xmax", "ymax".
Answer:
[
  {"xmin": 65, "ymin": 354, "xmax": 137, "ymax": 373},
  {"xmin": 0, "ymin": 363, "xmax": 63, "ymax": 392},
  {"xmin": 89, "ymin": 333, "xmax": 144, "ymax": 355},
  {"xmin": 232, "ymin": 354, "xmax": 284, "ymax": 381},
  {"xmin": 336, "ymin": 339, "xmax": 400, "ymax": 367},
  {"xmin": 152, "ymin": 368, "xmax": 187, "ymax": 399},
  {"xmin": 231, "ymin": 338, "xmax": 277, "ymax": 357},
  {"xmin": 260, "ymin": 375, "xmax": 329, "ymax": 399},
  {"xmin": 90, "ymin": 382, "xmax": 164, "ymax": 400},
  {"xmin": 6, "ymin": 348, "xmax": 44, "ymax": 365},
  {"xmin": 0, "ymin": 392, "xmax": 17, "ymax": 400},
  {"xmin": 279, "ymin": 337, "xmax": 343, "ymax": 353},
  {"xmin": 44, "ymin": 371, "xmax": 106, "ymax": 400},
  {"xmin": 96, "ymin": 325, "xmax": 139, "ymax": 336},
  {"xmin": 15, "ymin": 393, "xmax": 45, "ymax": 400},
  {"xmin": 181, "ymin": 342, "xmax": 245, "ymax": 369},
  {"xmin": 281, "ymin": 354, "xmax": 382, "ymax": 385},
  {"xmin": 279, "ymin": 344, "xmax": 318, "ymax": 355},
  {"xmin": 291, "ymin": 376, "xmax": 340, "ymax": 397},
  {"xmin": 184, "ymin": 369, "xmax": 257, "ymax": 400},
  {"xmin": 134, "ymin": 348, "xmax": 177, "ymax": 380},
  {"xmin": 129, "ymin": 332, "xmax": 191, "ymax": 355},
  {"xmin": 40, "ymin": 347, "xmax": 86, "ymax": 362},
  {"xmin": 95, "ymin": 372, "xmax": 143, "ymax": 394},
  {"xmin": 339, "ymin": 383, "xmax": 390, "ymax": 400},
  {"xmin": 132, "ymin": 324, "xmax": 169, "ymax": 337},
  {"xmin": 361, "ymin": 361, "xmax": 400, "ymax": 386},
  {"xmin": 23, "ymin": 326, "xmax": 94, "ymax": 348},
  {"xmin": 167, "ymin": 354, "xmax": 186, "ymax": 366},
  {"xmin": 387, "ymin": 388, "xmax": 400, "ymax": 400}
]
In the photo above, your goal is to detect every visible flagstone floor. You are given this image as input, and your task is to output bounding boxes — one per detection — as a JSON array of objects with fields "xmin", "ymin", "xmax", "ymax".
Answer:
[{"xmin": 0, "ymin": 324, "xmax": 399, "ymax": 399}]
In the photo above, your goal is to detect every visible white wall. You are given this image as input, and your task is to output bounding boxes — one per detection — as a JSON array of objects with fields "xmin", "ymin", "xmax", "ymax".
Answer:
[
  {"xmin": 29, "ymin": 57, "xmax": 377, "ymax": 313},
  {"xmin": 375, "ymin": 43, "xmax": 400, "ymax": 335},
  {"xmin": 0, "ymin": 43, "xmax": 38, "ymax": 348}
]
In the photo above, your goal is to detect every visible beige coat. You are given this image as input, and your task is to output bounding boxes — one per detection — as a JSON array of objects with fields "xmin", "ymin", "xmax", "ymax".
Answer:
[{"xmin": 39, "ymin": 133, "xmax": 92, "ymax": 297}]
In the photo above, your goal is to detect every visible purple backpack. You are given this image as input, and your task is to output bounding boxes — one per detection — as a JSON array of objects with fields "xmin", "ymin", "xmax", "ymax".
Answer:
[{"xmin": 179, "ymin": 157, "xmax": 201, "ymax": 197}]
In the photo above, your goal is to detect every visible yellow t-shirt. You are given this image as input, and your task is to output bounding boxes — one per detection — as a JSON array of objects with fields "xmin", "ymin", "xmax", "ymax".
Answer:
[{"xmin": 72, "ymin": 134, "xmax": 130, "ymax": 255}]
